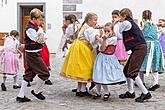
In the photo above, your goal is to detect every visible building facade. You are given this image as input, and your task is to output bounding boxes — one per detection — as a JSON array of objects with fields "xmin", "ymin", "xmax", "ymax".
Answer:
[{"xmin": 0, "ymin": 0, "xmax": 165, "ymax": 53}]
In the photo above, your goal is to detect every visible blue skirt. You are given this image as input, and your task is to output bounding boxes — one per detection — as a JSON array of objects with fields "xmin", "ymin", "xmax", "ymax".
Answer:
[{"xmin": 92, "ymin": 53, "xmax": 126, "ymax": 85}]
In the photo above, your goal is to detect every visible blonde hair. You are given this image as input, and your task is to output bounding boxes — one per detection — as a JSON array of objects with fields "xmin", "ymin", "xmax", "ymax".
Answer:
[
  {"xmin": 30, "ymin": 8, "xmax": 42, "ymax": 20},
  {"xmin": 84, "ymin": 12, "xmax": 97, "ymax": 23},
  {"xmin": 120, "ymin": 8, "xmax": 133, "ymax": 19},
  {"xmin": 80, "ymin": 12, "xmax": 97, "ymax": 30}
]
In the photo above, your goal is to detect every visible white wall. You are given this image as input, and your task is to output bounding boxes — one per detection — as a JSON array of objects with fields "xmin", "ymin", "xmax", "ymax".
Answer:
[
  {"xmin": 0, "ymin": 0, "xmax": 62, "ymax": 53},
  {"xmin": 0, "ymin": 0, "xmax": 165, "ymax": 53},
  {"xmin": 77, "ymin": 0, "xmax": 165, "ymax": 24}
]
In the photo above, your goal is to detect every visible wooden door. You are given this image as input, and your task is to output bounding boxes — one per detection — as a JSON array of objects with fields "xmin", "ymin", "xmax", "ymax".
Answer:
[
  {"xmin": 0, "ymin": 32, "xmax": 8, "ymax": 46},
  {"xmin": 22, "ymin": 16, "xmax": 30, "ymax": 43}
]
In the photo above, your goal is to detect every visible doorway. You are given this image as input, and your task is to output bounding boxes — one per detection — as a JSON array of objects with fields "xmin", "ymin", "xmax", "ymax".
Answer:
[{"xmin": 17, "ymin": 3, "xmax": 45, "ymax": 43}]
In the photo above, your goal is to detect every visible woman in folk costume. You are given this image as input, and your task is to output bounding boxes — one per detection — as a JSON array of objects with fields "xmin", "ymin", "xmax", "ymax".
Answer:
[
  {"xmin": 0, "ymin": 30, "xmax": 22, "ymax": 91},
  {"xmin": 112, "ymin": 10, "xmax": 128, "ymax": 65},
  {"xmin": 158, "ymin": 19, "xmax": 165, "ymax": 53},
  {"xmin": 140, "ymin": 10, "xmax": 164, "ymax": 91},
  {"xmin": 60, "ymin": 13, "xmax": 100, "ymax": 97},
  {"xmin": 92, "ymin": 22, "xmax": 126, "ymax": 101}
]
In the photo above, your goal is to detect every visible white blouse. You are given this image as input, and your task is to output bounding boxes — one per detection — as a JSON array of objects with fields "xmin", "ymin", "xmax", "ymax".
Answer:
[
  {"xmin": 3, "ymin": 36, "xmax": 19, "ymax": 53},
  {"xmin": 114, "ymin": 22, "xmax": 123, "ymax": 40},
  {"xmin": 84, "ymin": 27, "xmax": 100, "ymax": 48}
]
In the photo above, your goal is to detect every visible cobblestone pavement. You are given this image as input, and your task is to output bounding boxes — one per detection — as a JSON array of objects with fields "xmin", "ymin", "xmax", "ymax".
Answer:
[{"xmin": 0, "ymin": 52, "xmax": 165, "ymax": 110}]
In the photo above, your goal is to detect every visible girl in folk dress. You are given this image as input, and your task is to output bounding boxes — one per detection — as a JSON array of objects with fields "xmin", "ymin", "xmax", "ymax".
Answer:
[
  {"xmin": 158, "ymin": 19, "xmax": 165, "ymax": 53},
  {"xmin": 0, "ymin": 30, "xmax": 22, "ymax": 91},
  {"xmin": 112, "ymin": 10, "xmax": 128, "ymax": 65},
  {"xmin": 92, "ymin": 22, "xmax": 126, "ymax": 101},
  {"xmin": 140, "ymin": 10, "xmax": 164, "ymax": 91},
  {"xmin": 60, "ymin": 13, "xmax": 100, "ymax": 97},
  {"xmin": 62, "ymin": 14, "xmax": 80, "ymax": 57}
]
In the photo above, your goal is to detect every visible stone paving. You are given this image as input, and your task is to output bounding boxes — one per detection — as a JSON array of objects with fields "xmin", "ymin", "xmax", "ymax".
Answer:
[{"xmin": 0, "ymin": 51, "xmax": 165, "ymax": 110}]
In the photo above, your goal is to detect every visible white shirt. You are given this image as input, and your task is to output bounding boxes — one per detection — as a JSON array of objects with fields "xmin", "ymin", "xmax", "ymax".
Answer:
[
  {"xmin": 119, "ymin": 20, "xmax": 132, "ymax": 34},
  {"xmin": 25, "ymin": 28, "xmax": 43, "ymax": 52},
  {"xmin": 63, "ymin": 22, "xmax": 80, "ymax": 40}
]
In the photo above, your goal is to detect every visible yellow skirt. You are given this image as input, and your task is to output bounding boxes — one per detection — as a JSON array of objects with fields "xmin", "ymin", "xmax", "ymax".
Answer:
[{"xmin": 60, "ymin": 39, "xmax": 94, "ymax": 82}]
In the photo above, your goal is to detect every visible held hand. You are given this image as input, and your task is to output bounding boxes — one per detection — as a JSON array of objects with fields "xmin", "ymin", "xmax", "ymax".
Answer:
[
  {"xmin": 99, "ymin": 29, "xmax": 103, "ymax": 38},
  {"xmin": 94, "ymin": 25, "xmax": 104, "ymax": 29},
  {"xmin": 19, "ymin": 53, "xmax": 22, "ymax": 59},
  {"xmin": 37, "ymin": 34, "xmax": 45, "ymax": 44},
  {"xmin": 62, "ymin": 43, "xmax": 68, "ymax": 51}
]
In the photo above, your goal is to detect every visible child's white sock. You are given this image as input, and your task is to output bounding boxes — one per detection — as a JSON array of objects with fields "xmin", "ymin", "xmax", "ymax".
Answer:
[
  {"xmin": 2, "ymin": 74, "xmax": 7, "ymax": 84},
  {"xmin": 17, "ymin": 80, "xmax": 28, "ymax": 98},
  {"xmin": 139, "ymin": 72, "xmax": 144, "ymax": 83},
  {"xmin": 33, "ymin": 78, "xmax": 45, "ymax": 94},
  {"xmin": 81, "ymin": 83, "xmax": 87, "ymax": 92},
  {"xmin": 126, "ymin": 78, "xmax": 134, "ymax": 93},
  {"xmin": 102, "ymin": 85, "xmax": 109, "ymax": 94},
  {"xmin": 96, "ymin": 84, "xmax": 101, "ymax": 95},
  {"xmin": 135, "ymin": 76, "xmax": 148, "ymax": 94},
  {"xmin": 13, "ymin": 75, "xmax": 17, "ymax": 85},
  {"xmin": 77, "ymin": 82, "xmax": 81, "ymax": 92},
  {"xmin": 151, "ymin": 72, "xmax": 159, "ymax": 86}
]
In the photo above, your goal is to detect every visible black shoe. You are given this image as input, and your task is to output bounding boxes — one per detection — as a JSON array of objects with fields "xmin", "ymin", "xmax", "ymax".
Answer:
[
  {"xmin": 148, "ymin": 84, "xmax": 160, "ymax": 91},
  {"xmin": 76, "ymin": 91, "xmax": 92, "ymax": 97},
  {"xmin": 1, "ymin": 83, "xmax": 7, "ymax": 91},
  {"xmin": 119, "ymin": 92, "xmax": 135, "ymax": 99},
  {"xmin": 16, "ymin": 96, "xmax": 31, "ymax": 102},
  {"xmin": 135, "ymin": 92, "xmax": 152, "ymax": 103},
  {"xmin": 31, "ymin": 90, "xmax": 45, "ymax": 100},
  {"xmin": 13, "ymin": 85, "xmax": 21, "ymax": 89},
  {"xmin": 72, "ymin": 87, "xmax": 88, "ymax": 92},
  {"xmin": 27, "ymin": 82, "xmax": 31, "ymax": 87},
  {"xmin": 45, "ymin": 80, "xmax": 53, "ymax": 85},
  {"xmin": 103, "ymin": 93, "xmax": 111, "ymax": 101},
  {"xmin": 72, "ymin": 88, "xmax": 77, "ymax": 92}
]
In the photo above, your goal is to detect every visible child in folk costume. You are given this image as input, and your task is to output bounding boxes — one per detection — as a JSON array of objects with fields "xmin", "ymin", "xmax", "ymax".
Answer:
[
  {"xmin": 21, "ymin": 14, "xmax": 52, "ymax": 86},
  {"xmin": 62, "ymin": 14, "xmax": 80, "ymax": 57},
  {"xmin": 16, "ymin": 8, "xmax": 50, "ymax": 102},
  {"xmin": 38, "ymin": 13, "xmax": 52, "ymax": 85},
  {"xmin": 112, "ymin": 10, "xmax": 128, "ymax": 65},
  {"xmin": 60, "ymin": 13, "xmax": 100, "ymax": 97},
  {"xmin": 158, "ymin": 19, "xmax": 165, "ymax": 53},
  {"xmin": 117, "ymin": 8, "xmax": 152, "ymax": 103},
  {"xmin": 139, "ymin": 10, "xmax": 164, "ymax": 91},
  {"xmin": 0, "ymin": 30, "xmax": 22, "ymax": 91},
  {"xmin": 92, "ymin": 22, "xmax": 126, "ymax": 101}
]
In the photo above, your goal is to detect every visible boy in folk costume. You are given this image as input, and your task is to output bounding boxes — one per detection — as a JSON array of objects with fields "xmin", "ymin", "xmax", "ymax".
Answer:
[
  {"xmin": 16, "ymin": 8, "xmax": 50, "ymax": 102},
  {"xmin": 117, "ymin": 8, "xmax": 152, "ymax": 102}
]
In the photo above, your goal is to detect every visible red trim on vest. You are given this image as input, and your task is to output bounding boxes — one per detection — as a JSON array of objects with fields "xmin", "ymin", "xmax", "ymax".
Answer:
[{"xmin": 124, "ymin": 37, "xmax": 134, "ymax": 43}]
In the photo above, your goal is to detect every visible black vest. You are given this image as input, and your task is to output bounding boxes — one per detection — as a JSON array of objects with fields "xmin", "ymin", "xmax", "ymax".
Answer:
[
  {"xmin": 122, "ymin": 17, "xmax": 146, "ymax": 51},
  {"xmin": 24, "ymin": 21, "xmax": 43, "ymax": 50}
]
